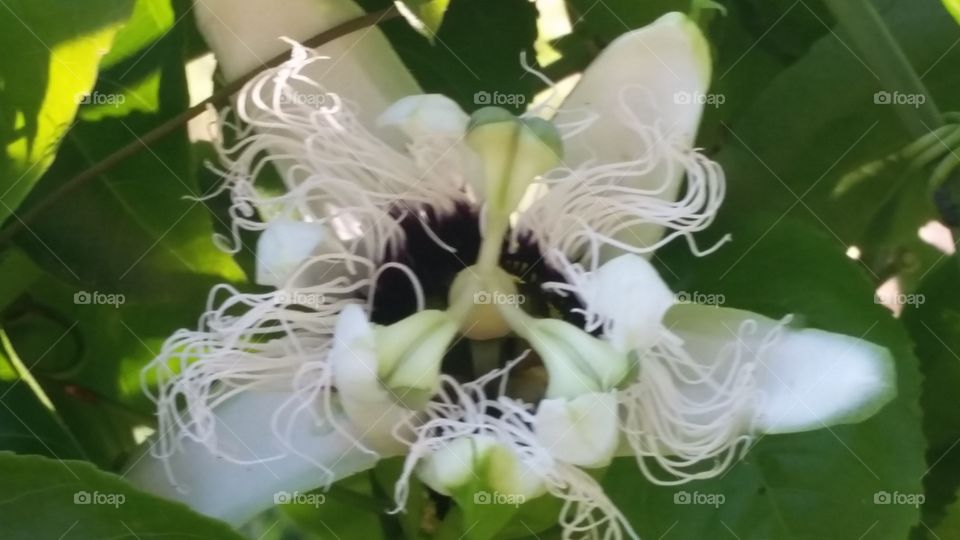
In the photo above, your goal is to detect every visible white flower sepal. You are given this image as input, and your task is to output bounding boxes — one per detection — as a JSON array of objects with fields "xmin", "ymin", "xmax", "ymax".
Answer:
[
  {"xmin": 330, "ymin": 305, "xmax": 458, "ymax": 451},
  {"xmin": 550, "ymin": 253, "xmax": 676, "ymax": 353},
  {"xmin": 255, "ymin": 218, "xmax": 343, "ymax": 287},
  {"xmin": 534, "ymin": 392, "xmax": 621, "ymax": 468}
]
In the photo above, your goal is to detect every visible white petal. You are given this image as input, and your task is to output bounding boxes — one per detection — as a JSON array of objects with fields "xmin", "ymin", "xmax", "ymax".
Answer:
[
  {"xmin": 126, "ymin": 390, "xmax": 380, "ymax": 526},
  {"xmin": 560, "ymin": 12, "xmax": 710, "ymax": 169},
  {"xmin": 378, "ymin": 94, "xmax": 469, "ymax": 140},
  {"xmin": 195, "ymin": 0, "xmax": 420, "ymax": 129},
  {"xmin": 329, "ymin": 304, "xmax": 412, "ymax": 452},
  {"xmin": 534, "ymin": 392, "xmax": 620, "ymax": 468},
  {"xmin": 554, "ymin": 12, "xmax": 713, "ymax": 257},
  {"xmin": 666, "ymin": 304, "xmax": 897, "ymax": 434},
  {"xmin": 255, "ymin": 218, "xmax": 340, "ymax": 287},
  {"xmin": 564, "ymin": 254, "xmax": 675, "ymax": 352}
]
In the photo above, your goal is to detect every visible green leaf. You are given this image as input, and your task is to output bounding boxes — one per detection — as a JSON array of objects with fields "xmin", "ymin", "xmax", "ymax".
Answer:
[
  {"xmin": 0, "ymin": 452, "xmax": 245, "ymax": 540},
  {"xmin": 714, "ymin": 0, "xmax": 960, "ymax": 279},
  {"xmin": 605, "ymin": 214, "xmax": 925, "ymax": 539},
  {"xmin": 3, "ymin": 15, "xmax": 242, "ymax": 467},
  {"xmin": 15, "ymin": 19, "xmax": 243, "ymax": 295},
  {"xmin": 0, "ymin": 0, "xmax": 134, "ymax": 225},
  {"xmin": 902, "ymin": 259, "xmax": 960, "ymax": 529}
]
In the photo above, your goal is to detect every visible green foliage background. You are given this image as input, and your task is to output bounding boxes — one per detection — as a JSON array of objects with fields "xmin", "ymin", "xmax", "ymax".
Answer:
[{"xmin": 0, "ymin": 0, "xmax": 958, "ymax": 538}]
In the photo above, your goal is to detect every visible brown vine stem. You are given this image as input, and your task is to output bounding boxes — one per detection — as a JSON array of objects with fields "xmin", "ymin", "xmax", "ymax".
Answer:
[{"xmin": 0, "ymin": 4, "xmax": 400, "ymax": 247}]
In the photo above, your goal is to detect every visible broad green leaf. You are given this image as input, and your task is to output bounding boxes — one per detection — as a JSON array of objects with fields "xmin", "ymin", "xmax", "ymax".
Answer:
[
  {"xmin": 0, "ymin": 452, "xmax": 245, "ymax": 540},
  {"xmin": 4, "ymin": 17, "xmax": 242, "ymax": 467},
  {"xmin": 902, "ymin": 259, "xmax": 960, "ymax": 530},
  {"xmin": 604, "ymin": 214, "xmax": 925, "ymax": 539},
  {"xmin": 358, "ymin": 0, "xmax": 540, "ymax": 114},
  {"xmin": 714, "ymin": 0, "xmax": 960, "ymax": 281},
  {"xmin": 15, "ymin": 21, "xmax": 243, "ymax": 295},
  {"xmin": 0, "ymin": 0, "xmax": 134, "ymax": 225}
]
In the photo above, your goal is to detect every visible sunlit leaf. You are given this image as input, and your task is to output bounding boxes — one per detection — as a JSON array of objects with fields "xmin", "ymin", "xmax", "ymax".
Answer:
[{"xmin": 0, "ymin": 0, "xmax": 134, "ymax": 225}]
